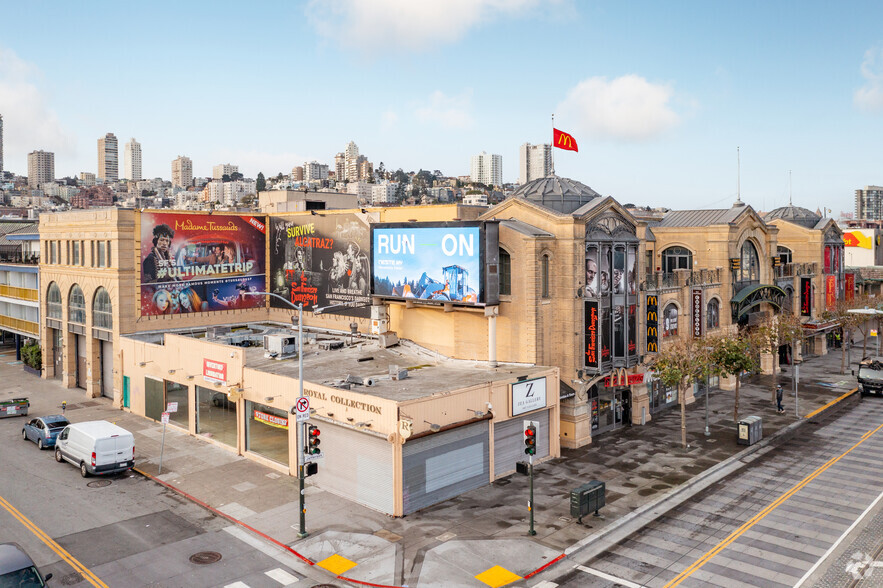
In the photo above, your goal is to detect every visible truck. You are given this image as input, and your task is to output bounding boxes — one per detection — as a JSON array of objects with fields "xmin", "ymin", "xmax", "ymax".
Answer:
[{"xmin": 856, "ymin": 356, "xmax": 883, "ymax": 397}]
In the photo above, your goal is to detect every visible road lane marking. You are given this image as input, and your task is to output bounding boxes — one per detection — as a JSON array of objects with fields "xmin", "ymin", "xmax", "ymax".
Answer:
[
  {"xmin": 663, "ymin": 421, "xmax": 883, "ymax": 587},
  {"xmin": 265, "ymin": 567, "xmax": 299, "ymax": 584},
  {"xmin": 793, "ymin": 488, "xmax": 883, "ymax": 587},
  {"xmin": 0, "ymin": 495, "xmax": 108, "ymax": 588},
  {"xmin": 575, "ymin": 564, "xmax": 645, "ymax": 587},
  {"xmin": 223, "ymin": 526, "xmax": 308, "ymax": 571},
  {"xmin": 804, "ymin": 388, "xmax": 857, "ymax": 419}
]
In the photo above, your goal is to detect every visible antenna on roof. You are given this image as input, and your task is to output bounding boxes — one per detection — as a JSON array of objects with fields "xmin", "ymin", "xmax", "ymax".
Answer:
[
  {"xmin": 551, "ymin": 113, "xmax": 556, "ymax": 177},
  {"xmin": 789, "ymin": 170, "xmax": 792, "ymax": 206}
]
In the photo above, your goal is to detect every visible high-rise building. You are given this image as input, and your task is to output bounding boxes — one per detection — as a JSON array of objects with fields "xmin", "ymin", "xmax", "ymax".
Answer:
[
  {"xmin": 855, "ymin": 186, "xmax": 883, "ymax": 221},
  {"xmin": 291, "ymin": 166, "xmax": 304, "ymax": 182},
  {"xmin": 124, "ymin": 138, "xmax": 142, "ymax": 181},
  {"xmin": 334, "ymin": 153, "xmax": 345, "ymax": 182},
  {"xmin": 470, "ymin": 152, "xmax": 502, "ymax": 187},
  {"xmin": 27, "ymin": 150, "xmax": 55, "ymax": 189},
  {"xmin": 344, "ymin": 141, "xmax": 360, "ymax": 181},
  {"xmin": 358, "ymin": 158, "xmax": 373, "ymax": 181},
  {"xmin": 172, "ymin": 156, "xmax": 193, "ymax": 189},
  {"xmin": 212, "ymin": 163, "xmax": 239, "ymax": 180},
  {"xmin": 0, "ymin": 114, "xmax": 4, "ymax": 177},
  {"xmin": 518, "ymin": 143, "xmax": 552, "ymax": 185},
  {"xmin": 304, "ymin": 161, "xmax": 329, "ymax": 182},
  {"xmin": 98, "ymin": 133, "xmax": 119, "ymax": 182}
]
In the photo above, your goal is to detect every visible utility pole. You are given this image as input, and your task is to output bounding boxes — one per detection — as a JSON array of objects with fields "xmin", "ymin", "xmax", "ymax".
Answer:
[{"xmin": 296, "ymin": 302, "xmax": 307, "ymax": 539}]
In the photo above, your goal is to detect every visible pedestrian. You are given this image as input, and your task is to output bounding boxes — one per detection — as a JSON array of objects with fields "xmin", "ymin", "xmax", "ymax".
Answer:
[
  {"xmin": 61, "ymin": 400, "xmax": 66, "ymax": 415},
  {"xmin": 776, "ymin": 385, "xmax": 784, "ymax": 413}
]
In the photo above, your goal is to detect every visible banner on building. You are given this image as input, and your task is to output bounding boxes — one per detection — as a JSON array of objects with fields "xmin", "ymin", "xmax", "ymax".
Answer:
[
  {"xmin": 269, "ymin": 213, "xmax": 371, "ymax": 316},
  {"xmin": 139, "ymin": 212, "xmax": 266, "ymax": 316},
  {"xmin": 585, "ymin": 300, "xmax": 599, "ymax": 372},
  {"xmin": 800, "ymin": 277, "xmax": 812, "ymax": 316},
  {"xmin": 646, "ymin": 295, "xmax": 658, "ymax": 353},
  {"xmin": 826, "ymin": 275, "xmax": 836, "ymax": 309},
  {"xmin": 845, "ymin": 273, "xmax": 855, "ymax": 301},
  {"xmin": 692, "ymin": 288, "xmax": 703, "ymax": 338}
]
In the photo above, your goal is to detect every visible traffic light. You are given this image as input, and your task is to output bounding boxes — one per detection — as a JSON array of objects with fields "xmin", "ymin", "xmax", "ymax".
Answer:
[
  {"xmin": 524, "ymin": 422, "xmax": 536, "ymax": 455},
  {"xmin": 307, "ymin": 425, "xmax": 321, "ymax": 455}
]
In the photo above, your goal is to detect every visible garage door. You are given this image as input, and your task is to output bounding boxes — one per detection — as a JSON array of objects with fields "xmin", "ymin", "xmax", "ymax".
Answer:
[
  {"xmin": 493, "ymin": 409, "xmax": 550, "ymax": 478},
  {"xmin": 313, "ymin": 423, "xmax": 394, "ymax": 515},
  {"xmin": 101, "ymin": 340, "xmax": 114, "ymax": 399},
  {"xmin": 402, "ymin": 420, "xmax": 489, "ymax": 515}
]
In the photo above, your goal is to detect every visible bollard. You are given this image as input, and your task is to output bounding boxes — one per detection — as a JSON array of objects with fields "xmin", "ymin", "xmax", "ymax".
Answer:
[{"xmin": 641, "ymin": 406, "xmax": 646, "ymax": 426}]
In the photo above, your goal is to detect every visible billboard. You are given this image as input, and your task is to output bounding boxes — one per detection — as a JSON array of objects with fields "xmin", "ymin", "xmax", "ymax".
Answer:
[
  {"xmin": 692, "ymin": 288, "xmax": 703, "ymax": 338},
  {"xmin": 585, "ymin": 300, "xmax": 599, "ymax": 372},
  {"xmin": 800, "ymin": 277, "xmax": 812, "ymax": 316},
  {"xmin": 140, "ymin": 212, "xmax": 266, "ymax": 316},
  {"xmin": 371, "ymin": 222, "xmax": 497, "ymax": 306},
  {"xmin": 646, "ymin": 295, "xmax": 658, "ymax": 352},
  {"xmin": 269, "ymin": 214, "xmax": 371, "ymax": 316}
]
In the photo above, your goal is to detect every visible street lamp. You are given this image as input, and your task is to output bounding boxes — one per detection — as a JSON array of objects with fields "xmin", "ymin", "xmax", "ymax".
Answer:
[{"xmin": 243, "ymin": 291, "xmax": 308, "ymax": 538}]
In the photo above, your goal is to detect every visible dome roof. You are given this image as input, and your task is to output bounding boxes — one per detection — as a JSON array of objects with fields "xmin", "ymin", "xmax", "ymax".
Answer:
[
  {"xmin": 764, "ymin": 205, "xmax": 822, "ymax": 229},
  {"xmin": 511, "ymin": 175, "xmax": 601, "ymax": 214}
]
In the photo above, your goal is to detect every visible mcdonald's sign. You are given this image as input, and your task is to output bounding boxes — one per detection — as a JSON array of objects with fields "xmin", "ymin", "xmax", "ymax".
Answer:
[
  {"xmin": 553, "ymin": 128, "xmax": 579, "ymax": 152},
  {"xmin": 646, "ymin": 295, "xmax": 658, "ymax": 353}
]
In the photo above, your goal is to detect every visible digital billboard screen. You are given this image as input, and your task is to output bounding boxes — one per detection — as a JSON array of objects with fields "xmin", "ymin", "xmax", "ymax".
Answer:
[
  {"xmin": 139, "ymin": 212, "xmax": 267, "ymax": 316},
  {"xmin": 268, "ymin": 213, "xmax": 371, "ymax": 316},
  {"xmin": 371, "ymin": 222, "xmax": 487, "ymax": 305}
]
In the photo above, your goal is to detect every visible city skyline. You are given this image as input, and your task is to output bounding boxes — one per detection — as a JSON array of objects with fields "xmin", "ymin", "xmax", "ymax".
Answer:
[{"xmin": 1, "ymin": 1, "xmax": 883, "ymax": 214}]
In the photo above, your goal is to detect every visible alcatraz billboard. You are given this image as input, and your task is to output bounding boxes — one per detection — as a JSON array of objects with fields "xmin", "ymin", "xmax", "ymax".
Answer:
[
  {"xmin": 371, "ymin": 222, "xmax": 498, "ymax": 306},
  {"xmin": 140, "ymin": 212, "xmax": 266, "ymax": 316},
  {"xmin": 269, "ymin": 213, "xmax": 371, "ymax": 316}
]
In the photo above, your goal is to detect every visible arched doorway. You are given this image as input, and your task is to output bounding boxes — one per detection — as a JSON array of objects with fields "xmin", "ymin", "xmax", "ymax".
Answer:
[
  {"xmin": 46, "ymin": 282, "xmax": 63, "ymax": 379},
  {"xmin": 93, "ymin": 288, "xmax": 113, "ymax": 398},
  {"xmin": 68, "ymin": 284, "xmax": 86, "ymax": 389}
]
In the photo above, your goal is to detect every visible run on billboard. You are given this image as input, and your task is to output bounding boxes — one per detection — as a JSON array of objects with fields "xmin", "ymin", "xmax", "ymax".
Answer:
[
  {"xmin": 140, "ymin": 212, "xmax": 267, "ymax": 316},
  {"xmin": 269, "ymin": 214, "xmax": 371, "ymax": 316},
  {"xmin": 371, "ymin": 222, "xmax": 485, "ymax": 305}
]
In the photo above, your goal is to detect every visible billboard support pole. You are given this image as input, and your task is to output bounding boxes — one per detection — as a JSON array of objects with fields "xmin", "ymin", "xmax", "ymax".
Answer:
[{"xmin": 488, "ymin": 314, "xmax": 497, "ymax": 368}]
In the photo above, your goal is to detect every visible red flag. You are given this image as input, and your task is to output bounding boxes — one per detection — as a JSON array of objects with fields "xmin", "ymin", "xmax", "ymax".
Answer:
[{"xmin": 553, "ymin": 128, "xmax": 578, "ymax": 152}]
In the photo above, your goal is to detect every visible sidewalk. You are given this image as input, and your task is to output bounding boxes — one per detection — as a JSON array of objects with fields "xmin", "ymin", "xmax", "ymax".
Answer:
[{"xmin": 0, "ymin": 345, "xmax": 863, "ymax": 587}]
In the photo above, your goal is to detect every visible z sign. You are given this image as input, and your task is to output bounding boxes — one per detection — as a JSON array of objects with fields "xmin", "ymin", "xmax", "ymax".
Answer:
[{"xmin": 511, "ymin": 377, "xmax": 547, "ymax": 416}]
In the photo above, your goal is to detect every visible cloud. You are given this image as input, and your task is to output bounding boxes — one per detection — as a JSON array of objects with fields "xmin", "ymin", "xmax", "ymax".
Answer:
[
  {"xmin": 0, "ymin": 47, "xmax": 75, "ymax": 170},
  {"xmin": 854, "ymin": 46, "xmax": 883, "ymax": 111},
  {"xmin": 380, "ymin": 110, "xmax": 399, "ymax": 132},
  {"xmin": 415, "ymin": 90, "xmax": 474, "ymax": 130},
  {"xmin": 307, "ymin": 0, "xmax": 545, "ymax": 53},
  {"xmin": 556, "ymin": 75, "xmax": 681, "ymax": 141}
]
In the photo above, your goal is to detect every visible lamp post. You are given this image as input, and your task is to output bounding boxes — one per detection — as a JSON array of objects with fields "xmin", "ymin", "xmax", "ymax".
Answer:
[{"xmin": 243, "ymin": 291, "xmax": 307, "ymax": 538}]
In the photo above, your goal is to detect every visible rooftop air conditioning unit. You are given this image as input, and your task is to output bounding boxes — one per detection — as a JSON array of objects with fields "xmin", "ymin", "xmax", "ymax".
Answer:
[{"xmin": 263, "ymin": 334, "xmax": 298, "ymax": 360}]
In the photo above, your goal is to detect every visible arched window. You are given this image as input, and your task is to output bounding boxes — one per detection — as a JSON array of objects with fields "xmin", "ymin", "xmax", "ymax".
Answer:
[
  {"xmin": 740, "ymin": 241, "xmax": 760, "ymax": 282},
  {"xmin": 93, "ymin": 287, "xmax": 112, "ymax": 330},
  {"xmin": 777, "ymin": 245, "xmax": 792, "ymax": 266},
  {"xmin": 663, "ymin": 303, "xmax": 679, "ymax": 337},
  {"xmin": 661, "ymin": 246, "xmax": 692, "ymax": 274},
  {"xmin": 706, "ymin": 298, "xmax": 720, "ymax": 330},
  {"xmin": 499, "ymin": 248, "xmax": 511, "ymax": 296},
  {"xmin": 47, "ymin": 282, "xmax": 62, "ymax": 320},
  {"xmin": 68, "ymin": 285, "xmax": 86, "ymax": 325},
  {"xmin": 541, "ymin": 254, "xmax": 550, "ymax": 298}
]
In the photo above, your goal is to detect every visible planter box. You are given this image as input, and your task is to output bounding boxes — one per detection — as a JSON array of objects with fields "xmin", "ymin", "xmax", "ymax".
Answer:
[{"xmin": 22, "ymin": 365, "xmax": 41, "ymax": 376}]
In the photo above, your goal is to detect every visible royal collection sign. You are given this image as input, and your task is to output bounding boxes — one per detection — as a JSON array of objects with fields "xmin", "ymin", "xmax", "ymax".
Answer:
[
  {"xmin": 646, "ymin": 295, "xmax": 658, "ymax": 353},
  {"xmin": 585, "ymin": 300, "xmax": 599, "ymax": 372},
  {"xmin": 800, "ymin": 277, "xmax": 812, "ymax": 316},
  {"xmin": 692, "ymin": 288, "xmax": 703, "ymax": 338}
]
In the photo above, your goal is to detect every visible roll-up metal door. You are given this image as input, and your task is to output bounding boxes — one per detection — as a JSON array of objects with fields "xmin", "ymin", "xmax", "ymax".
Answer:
[
  {"xmin": 402, "ymin": 420, "xmax": 489, "ymax": 515},
  {"xmin": 493, "ymin": 409, "xmax": 550, "ymax": 478},
  {"xmin": 313, "ymin": 423, "xmax": 394, "ymax": 515}
]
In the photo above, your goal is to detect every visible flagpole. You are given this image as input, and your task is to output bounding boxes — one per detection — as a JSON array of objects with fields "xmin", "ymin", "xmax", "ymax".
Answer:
[{"xmin": 551, "ymin": 113, "xmax": 555, "ymax": 176}]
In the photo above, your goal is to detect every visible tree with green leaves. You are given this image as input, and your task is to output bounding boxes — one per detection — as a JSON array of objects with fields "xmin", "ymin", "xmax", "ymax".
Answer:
[
  {"xmin": 711, "ymin": 333, "xmax": 760, "ymax": 423},
  {"xmin": 823, "ymin": 295, "xmax": 871, "ymax": 374},
  {"xmin": 652, "ymin": 337, "xmax": 715, "ymax": 447},
  {"xmin": 256, "ymin": 172, "xmax": 266, "ymax": 192}
]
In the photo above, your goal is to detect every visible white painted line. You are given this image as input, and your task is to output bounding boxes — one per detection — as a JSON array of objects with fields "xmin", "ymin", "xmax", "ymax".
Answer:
[
  {"xmin": 794, "ymin": 488, "xmax": 883, "ymax": 587},
  {"xmin": 265, "ymin": 567, "xmax": 299, "ymax": 585},
  {"xmin": 224, "ymin": 582, "xmax": 250, "ymax": 588},
  {"xmin": 223, "ymin": 525, "xmax": 309, "ymax": 572},
  {"xmin": 530, "ymin": 581, "xmax": 558, "ymax": 588},
  {"xmin": 575, "ymin": 564, "xmax": 645, "ymax": 588}
]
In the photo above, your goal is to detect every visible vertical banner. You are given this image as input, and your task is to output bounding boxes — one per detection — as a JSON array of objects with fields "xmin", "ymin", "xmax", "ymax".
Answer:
[
  {"xmin": 692, "ymin": 288, "xmax": 703, "ymax": 338},
  {"xmin": 826, "ymin": 275, "xmax": 836, "ymax": 309},
  {"xmin": 800, "ymin": 277, "xmax": 812, "ymax": 316},
  {"xmin": 646, "ymin": 295, "xmax": 658, "ymax": 353},
  {"xmin": 584, "ymin": 300, "xmax": 599, "ymax": 372},
  {"xmin": 628, "ymin": 304, "xmax": 637, "ymax": 355},
  {"xmin": 585, "ymin": 244, "xmax": 599, "ymax": 298},
  {"xmin": 845, "ymin": 273, "xmax": 855, "ymax": 301},
  {"xmin": 824, "ymin": 246, "xmax": 831, "ymax": 273}
]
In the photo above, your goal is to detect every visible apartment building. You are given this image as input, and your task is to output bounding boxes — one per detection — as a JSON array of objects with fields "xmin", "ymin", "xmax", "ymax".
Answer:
[
  {"xmin": 470, "ymin": 152, "xmax": 502, "ymax": 187},
  {"xmin": 518, "ymin": 143, "xmax": 551, "ymax": 185},
  {"xmin": 172, "ymin": 156, "xmax": 193, "ymax": 189},
  {"xmin": 27, "ymin": 151, "xmax": 55, "ymax": 189},
  {"xmin": 98, "ymin": 133, "xmax": 119, "ymax": 182},
  {"xmin": 124, "ymin": 138, "xmax": 142, "ymax": 181}
]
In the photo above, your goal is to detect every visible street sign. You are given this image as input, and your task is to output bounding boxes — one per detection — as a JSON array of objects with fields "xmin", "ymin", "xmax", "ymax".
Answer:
[
  {"xmin": 303, "ymin": 451, "xmax": 323, "ymax": 463},
  {"xmin": 166, "ymin": 402, "xmax": 178, "ymax": 413},
  {"xmin": 161, "ymin": 412, "xmax": 170, "ymax": 424},
  {"xmin": 294, "ymin": 396, "xmax": 310, "ymax": 423}
]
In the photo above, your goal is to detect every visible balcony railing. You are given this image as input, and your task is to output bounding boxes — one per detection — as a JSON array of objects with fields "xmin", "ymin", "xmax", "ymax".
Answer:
[
  {"xmin": 0, "ymin": 285, "xmax": 38, "ymax": 301},
  {"xmin": 776, "ymin": 262, "xmax": 818, "ymax": 278},
  {"xmin": 0, "ymin": 255, "xmax": 39, "ymax": 265},
  {"xmin": 0, "ymin": 315, "xmax": 39, "ymax": 336},
  {"xmin": 643, "ymin": 268, "xmax": 723, "ymax": 291}
]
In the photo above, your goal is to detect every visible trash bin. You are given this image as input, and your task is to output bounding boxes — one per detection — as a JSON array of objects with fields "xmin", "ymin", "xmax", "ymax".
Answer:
[
  {"xmin": 570, "ymin": 480, "xmax": 605, "ymax": 522},
  {"xmin": 737, "ymin": 415, "xmax": 762, "ymax": 446}
]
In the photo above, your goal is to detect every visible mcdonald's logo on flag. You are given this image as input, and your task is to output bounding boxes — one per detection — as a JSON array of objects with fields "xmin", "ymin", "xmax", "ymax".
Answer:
[{"xmin": 553, "ymin": 128, "xmax": 578, "ymax": 152}]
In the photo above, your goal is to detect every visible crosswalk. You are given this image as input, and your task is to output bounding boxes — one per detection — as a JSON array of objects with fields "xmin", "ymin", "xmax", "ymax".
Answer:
[{"xmin": 224, "ymin": 567, "xmax": 299, "ymax": 587}]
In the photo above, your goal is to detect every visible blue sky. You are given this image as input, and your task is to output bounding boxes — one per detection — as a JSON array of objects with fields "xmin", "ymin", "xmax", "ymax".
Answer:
[{"xmin": 2, "ymin": 0, "xmax": 883, "ymax": 215}]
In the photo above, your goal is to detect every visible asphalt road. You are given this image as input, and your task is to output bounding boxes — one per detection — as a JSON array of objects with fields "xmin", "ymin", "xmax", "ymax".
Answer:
[
  {"xmin": 543, "ymin": 398, "xmax": 883, "ymax": 588},
  {"xmin": 0, "ymin": 402, "xmax": 329, "ymax": 587}
]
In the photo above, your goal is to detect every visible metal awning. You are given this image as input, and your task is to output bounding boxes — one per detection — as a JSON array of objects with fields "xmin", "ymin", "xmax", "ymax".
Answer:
[{"xmin": 730, "ymin": 284, "xmax": 786, "ymax": 321}]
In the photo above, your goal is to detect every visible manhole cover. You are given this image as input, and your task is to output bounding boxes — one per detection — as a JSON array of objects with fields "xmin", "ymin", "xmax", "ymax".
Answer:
[
  {"xmin": 87, "ymin": 480, "xmax": 111, "ymax": 488},
  {"xmin": 60, "ymin": 572, "xmax": 84, "ymax": 585},
  {"xmin": 189, "ymin": 551, "xmax": 222, "ymax": 565}
]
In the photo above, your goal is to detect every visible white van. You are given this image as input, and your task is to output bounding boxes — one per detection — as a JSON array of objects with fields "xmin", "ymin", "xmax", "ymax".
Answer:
[{"xmin": 54, "ymin": 421, "xmax": 135, "ymax": 478}]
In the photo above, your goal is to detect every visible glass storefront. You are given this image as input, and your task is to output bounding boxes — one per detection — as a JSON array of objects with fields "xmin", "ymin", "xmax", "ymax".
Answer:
[
  {"xmin": 589, "ymin": 385, "xmax": 631, "ymax": 435},
  {"xmin": 650, "ymin": 379, "xmax": 678, "ymax": 413},
  {"xmin": 245, "ymin": 401, "xmax": 289, "ymax": 466},
  {"xmin": 144, "ymin": 378, "xmax": 190, "ymax": 429},
  {"xmin": 196, "ymin": 386, "xmax": 237, "ymax": 448},
  {"xmin": 145, "ymin": 377, "xmax": 164, "ymax": 421},
  {"xmin": 165, "ymin": 380, "xmax": 189, "ymax": 428}
]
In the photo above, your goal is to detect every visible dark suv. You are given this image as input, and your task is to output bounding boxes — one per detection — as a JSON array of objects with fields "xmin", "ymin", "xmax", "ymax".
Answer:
[{"xmin": 0, "ymin": 542, "xmax": 52, "ymax": 586}]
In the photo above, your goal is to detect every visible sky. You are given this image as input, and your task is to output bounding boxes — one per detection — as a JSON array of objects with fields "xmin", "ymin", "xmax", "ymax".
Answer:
[{"xmin": 2, "ymin": 0, "xmax": 883, "ymax": 216}]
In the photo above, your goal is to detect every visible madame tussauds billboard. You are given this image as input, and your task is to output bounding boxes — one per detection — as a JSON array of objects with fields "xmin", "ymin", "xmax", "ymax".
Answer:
[{"xmin": 139, "ymin": 212, "xmax": 267, "ymax": 316}]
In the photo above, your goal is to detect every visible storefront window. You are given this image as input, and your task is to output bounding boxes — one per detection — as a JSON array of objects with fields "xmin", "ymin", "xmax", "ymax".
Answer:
[
  {"xmin": 165, "ymin": 380, "xmax": 189, "ymax": 429},
  {"xmin": 245, "ymin": 401, "xmax": 289, "ymax": 466},
  {"xmin": 196, "ymin": 385, "xmax": 237, "ymax": 448},
  {"xmin": 499, "ymin": 248, "xmax": 511, "ymax": 295},
  {"xmin": 706, "ymin": 298, "xmax": 720, "ymax": 330},
  {"xmin": 145, "ymin": 377, "xmax": 164, "ymax": 421}
]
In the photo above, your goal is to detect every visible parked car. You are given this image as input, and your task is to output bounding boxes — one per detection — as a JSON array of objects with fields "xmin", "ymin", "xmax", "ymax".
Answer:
[
  {"xmin": 0, "ymin": 397, "xmax": 28, "ymax": 419},
  {"xmin": 54, "ymin": 421, "xmax": 135, "ymax": 478},
  {"xmin": 21, "ymin": 415, "xmax": 70, "ymax": 450},
  {"xmin": 0, "ymin": 542, "xmax": 52, "ymax": 586},
  {"xmin": 211, "ymin": 391, "xmax": 234, "ymax": 409}
]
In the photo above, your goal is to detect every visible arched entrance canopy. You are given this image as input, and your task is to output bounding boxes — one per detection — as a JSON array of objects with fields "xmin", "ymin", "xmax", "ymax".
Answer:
[{"xmin": 730, "ymin": 284, "xmax": 786, "ymax": 321}]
